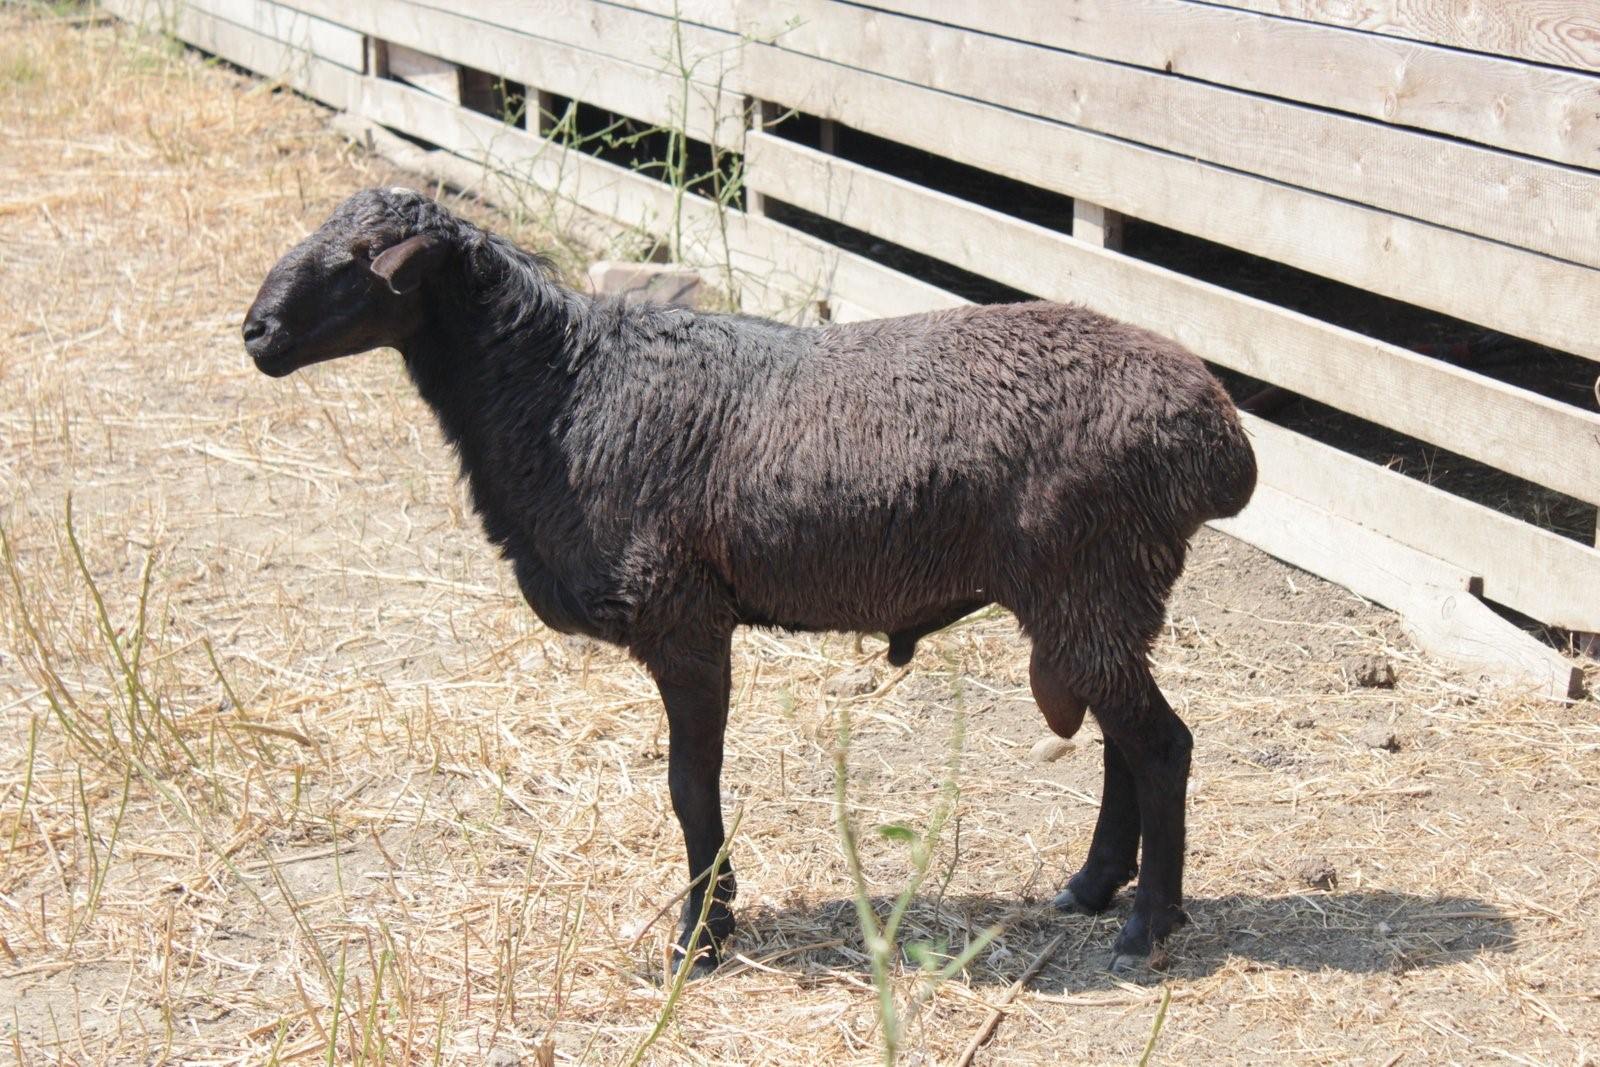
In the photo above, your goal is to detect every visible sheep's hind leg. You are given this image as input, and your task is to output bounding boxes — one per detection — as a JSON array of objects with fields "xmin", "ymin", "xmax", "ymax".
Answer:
[
  {"xmin": 646, "ymin": 636, "xmax": 737, "ymax": 977},
  {"xmin": 1095, "ymin": 664, "xmax": 1193, "ymax": 970}
]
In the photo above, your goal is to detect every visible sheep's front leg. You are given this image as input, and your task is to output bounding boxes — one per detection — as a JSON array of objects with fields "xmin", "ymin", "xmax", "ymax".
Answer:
[{"xmin": 648, "ymin": 639, "xmax": 736, "ymax": 976}]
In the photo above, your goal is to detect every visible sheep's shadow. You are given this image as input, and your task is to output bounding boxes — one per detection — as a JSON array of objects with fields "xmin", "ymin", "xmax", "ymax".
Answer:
[{"xmin": 727, "ymin": 890, "xmax": 1514, "ymax": 992}]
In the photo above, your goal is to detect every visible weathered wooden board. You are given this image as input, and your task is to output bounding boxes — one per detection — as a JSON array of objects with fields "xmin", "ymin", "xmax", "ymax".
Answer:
[
  {"xmin": 854, "ymin": 0, "xmax": 1600, "ymax": 169},
  {"xmin": 188, "ymin": 0, "xmax": 365, "ymax": 70},
  {"xmin": 103, "ymin": 0, "xmax": 360, "ymax": 107},
  {"xmin": 1242, "ymin": 416, "xmax": 1600, "ymax": 634},
  {"xmin": 397, "ymin": 0, "xmax": 739, "ymax": 87},
  {"xmin": 736, "ymin": 47, "xmax": 1600, "ymax": 363},
  {"xmin": 603, "ymin": 0, "xmax": 740, "ymax": 31},
  {"xmin": 1215, "ymin": 486, "xmax": 1582, "ymax": 702},
  {"xmin": 745, "ymin": 133, "xmax": 1600, "ymax": 507},
  {"xmin": 1201, "ymin": 0, "xmax": 1600, "ymax": 74},
  {"xmin": 740, "ymin": 0, "xmax": 1600, "ymax": 267},
  {"xmin": 275, "ymin": 0, "xmax": 744, "ymax": 144}
]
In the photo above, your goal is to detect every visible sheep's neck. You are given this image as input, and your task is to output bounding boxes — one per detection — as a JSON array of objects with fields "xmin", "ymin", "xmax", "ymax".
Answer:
[
  {"xmin": 400, "ymin": 286, "xmax": 580, "ymax": 556},
  {"xmin": 403, "ymin": 276, "xmax": 573, "ymax": 434}
]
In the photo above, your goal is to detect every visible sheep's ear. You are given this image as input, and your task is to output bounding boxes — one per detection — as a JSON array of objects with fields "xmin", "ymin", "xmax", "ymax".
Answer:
[{"xmin": 369, "ymin": 234, "xmax": 447, "ymax": 295}]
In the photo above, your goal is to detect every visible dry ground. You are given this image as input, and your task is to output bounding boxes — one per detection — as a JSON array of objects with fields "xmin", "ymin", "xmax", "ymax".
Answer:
[{"xmin": 2, "ymin": 10, "xmax": 1598, "ymax": 1065}]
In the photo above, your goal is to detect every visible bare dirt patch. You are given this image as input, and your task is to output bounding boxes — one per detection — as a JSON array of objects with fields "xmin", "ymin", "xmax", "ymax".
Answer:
[{"xmin": 2, "ymin": 11, "xmax": 1597, "ymax": 1065}]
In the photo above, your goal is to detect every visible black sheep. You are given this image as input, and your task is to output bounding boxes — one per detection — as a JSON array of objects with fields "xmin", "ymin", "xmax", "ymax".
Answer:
[{"xmin": 243, "ymin": 188, "xmax": 1257, "ymax": 972}]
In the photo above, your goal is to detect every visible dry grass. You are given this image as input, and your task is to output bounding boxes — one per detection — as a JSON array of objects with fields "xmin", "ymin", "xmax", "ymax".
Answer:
[{"xmin": 2, "ymin": 9, "xmax": 1599, "ymax": 1065}]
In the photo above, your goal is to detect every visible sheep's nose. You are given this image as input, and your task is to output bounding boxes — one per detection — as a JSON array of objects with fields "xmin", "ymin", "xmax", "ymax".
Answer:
[{"xmin": 242, "ymin": 316, "xmax": 269, "ymax": 345}]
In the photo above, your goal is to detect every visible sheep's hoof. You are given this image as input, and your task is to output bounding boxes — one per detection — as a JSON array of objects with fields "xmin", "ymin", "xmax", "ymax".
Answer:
[
  {"xmin": 1109, "ymin": 949, "xmax": 1163, "ymax": 975},
  {"xmin": 676, "ymin": 952, "xmax": 721, "ymax": 981},
  {"xmin": 1110, "ymin": 938, "xmax": 1171, "ymax": 974},
  {"xmin": 1051, "ymin": 866, "xmax": 1130, "ymax": 915},
  {"xmin": 1051, "ymin": 886, "xmax": 1096, "ymax": 915},
  {"xmin": 1108, "ymin": 907, "xmax": 1186, "ymax": 972},
  {"xmin": 886, "ymin": 634, "xmax": 916, "ymax": 667},
  {"xmin": 667, "ymin": 943, "xmax": 723, "ymax": 982}
]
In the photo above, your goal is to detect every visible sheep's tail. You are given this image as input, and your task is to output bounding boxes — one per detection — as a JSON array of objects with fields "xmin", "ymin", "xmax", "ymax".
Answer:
[{"xmin": 1201, "ymin": 403, "xmax": 1258, "ymax": 521}]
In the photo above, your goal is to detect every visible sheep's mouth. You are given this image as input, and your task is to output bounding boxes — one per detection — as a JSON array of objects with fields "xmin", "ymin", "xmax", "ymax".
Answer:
[
  {"xmin": 246, "ymin": 321, "xmax": 345, "ymax": 376},
  {"xmin": 254, "ymin": 343, "xmax": 348, "ymax": 377},
  {"xmin": 250, "ymin": 344, "xmax": 301, "ymax": 377}
]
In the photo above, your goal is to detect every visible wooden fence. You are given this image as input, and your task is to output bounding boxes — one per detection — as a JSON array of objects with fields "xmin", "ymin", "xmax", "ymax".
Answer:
[{"xmin": 100, "ymin": 0, "xmax": 1600, "ymax": 698}]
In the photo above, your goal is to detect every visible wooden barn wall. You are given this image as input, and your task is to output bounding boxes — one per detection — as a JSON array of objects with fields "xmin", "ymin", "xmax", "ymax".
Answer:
[{"xmin": 98, "ymin": 0, "xmax": 1600, "ymax": 697}]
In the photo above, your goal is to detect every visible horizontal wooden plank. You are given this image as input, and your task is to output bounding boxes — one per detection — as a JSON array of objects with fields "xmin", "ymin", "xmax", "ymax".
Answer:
[
  {"xmin": 1214, "ymin": 485, "xmax": 1582, "ymax": 701},
  {"xmin": 603, "ymin": 0, "xmax": 740, "ymax": 32},
  {"xmin": 105, "ymin": 0, "xmax": 360, "ymax": 108},
  {"xmin": 741, "ymin": 1, "xmax": 1600, "ymax": 267},
  {"xmin": 276, "ymin": 0, "xmax": 743, "ymax": 144},
  {"xmin": 399, "ymin": 0, "xmax": 739, "ymax": 87},
  {"xmin": 855, "ymin": 0, "xmax": 1600, "ymax": 169},
  {"xmin": 1203, "ymin": 0, "xmax": 1600, "ymax": 74},
  {"xmin": 1242, "ymin": 416, "xmax": 1600, "ymax": 633},
  {"xmin": 186, "ymin": 0, "xmax": 364, "ymax": 71},
  {"xmin": 744, "ymin": 133, "xmax": 1600, "ymax": 508},
  {"xmin": 736, "ymin": 49, "xmax": 1600, "ymax": 363}
]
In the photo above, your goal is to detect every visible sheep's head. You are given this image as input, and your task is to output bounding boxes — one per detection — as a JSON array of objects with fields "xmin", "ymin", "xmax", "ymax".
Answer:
[{"xmin": 243, "ymin": 188, "xmax": 452, "ymax": 377}]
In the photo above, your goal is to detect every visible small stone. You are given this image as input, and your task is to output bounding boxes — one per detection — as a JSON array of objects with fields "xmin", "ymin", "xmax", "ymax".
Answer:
[
  {"xmin": 1343, "ymin": 654, "xmax": 1397, "ymax": 689},
  {"xmin": 1028, "ymin": 736, "xmax": 1075, "ymax": 763},
  {"xmin": 1356, "ymin": 722, "xmax": 1402, "ymax": 753},
  {"xmin": 586, "ymin": 260, "xmax": 706, "ymax": 307},
  {"xmin": 1297, "ymin": 857, "xmax": 1338, "ymax": 891},
  {"xmin": 823, "ymin": 667, "xmax": 878, "ymax": 698}
]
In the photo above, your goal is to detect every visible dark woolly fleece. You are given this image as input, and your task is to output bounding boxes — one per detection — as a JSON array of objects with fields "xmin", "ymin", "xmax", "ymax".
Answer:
[{"xmin": 246, "ymin": 187, "xmax": 1258, "ymax": 967}]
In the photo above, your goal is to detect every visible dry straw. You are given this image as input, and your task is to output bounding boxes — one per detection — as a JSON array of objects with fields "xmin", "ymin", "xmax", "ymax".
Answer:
[{"xmin": 1, "ymin": 7, "xmax": 1597, "ymax": 1065}]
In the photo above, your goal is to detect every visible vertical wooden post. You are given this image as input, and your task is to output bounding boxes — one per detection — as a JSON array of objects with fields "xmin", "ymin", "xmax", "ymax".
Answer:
[
  {"xmin": 364, "ymin": 37, "xmax": 388, "ymax": 79},
  {"xmin": 1072, "ymin": 200, "xmax": 1124, "ymax": 250},
  {"xmin": 745, "ymin": 98, "xmax": 779, "ymax": 217},
  {"xmin": 1583, "ymin": 513, "xmax": 1600, "ymax": 658},
  {"xmin": 819, "ymin": 118, "xmax": 837, "ymax": 155},
  {"xmin": 534, "ymin": 90, "xmax": 558, "ymax": 136}
]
